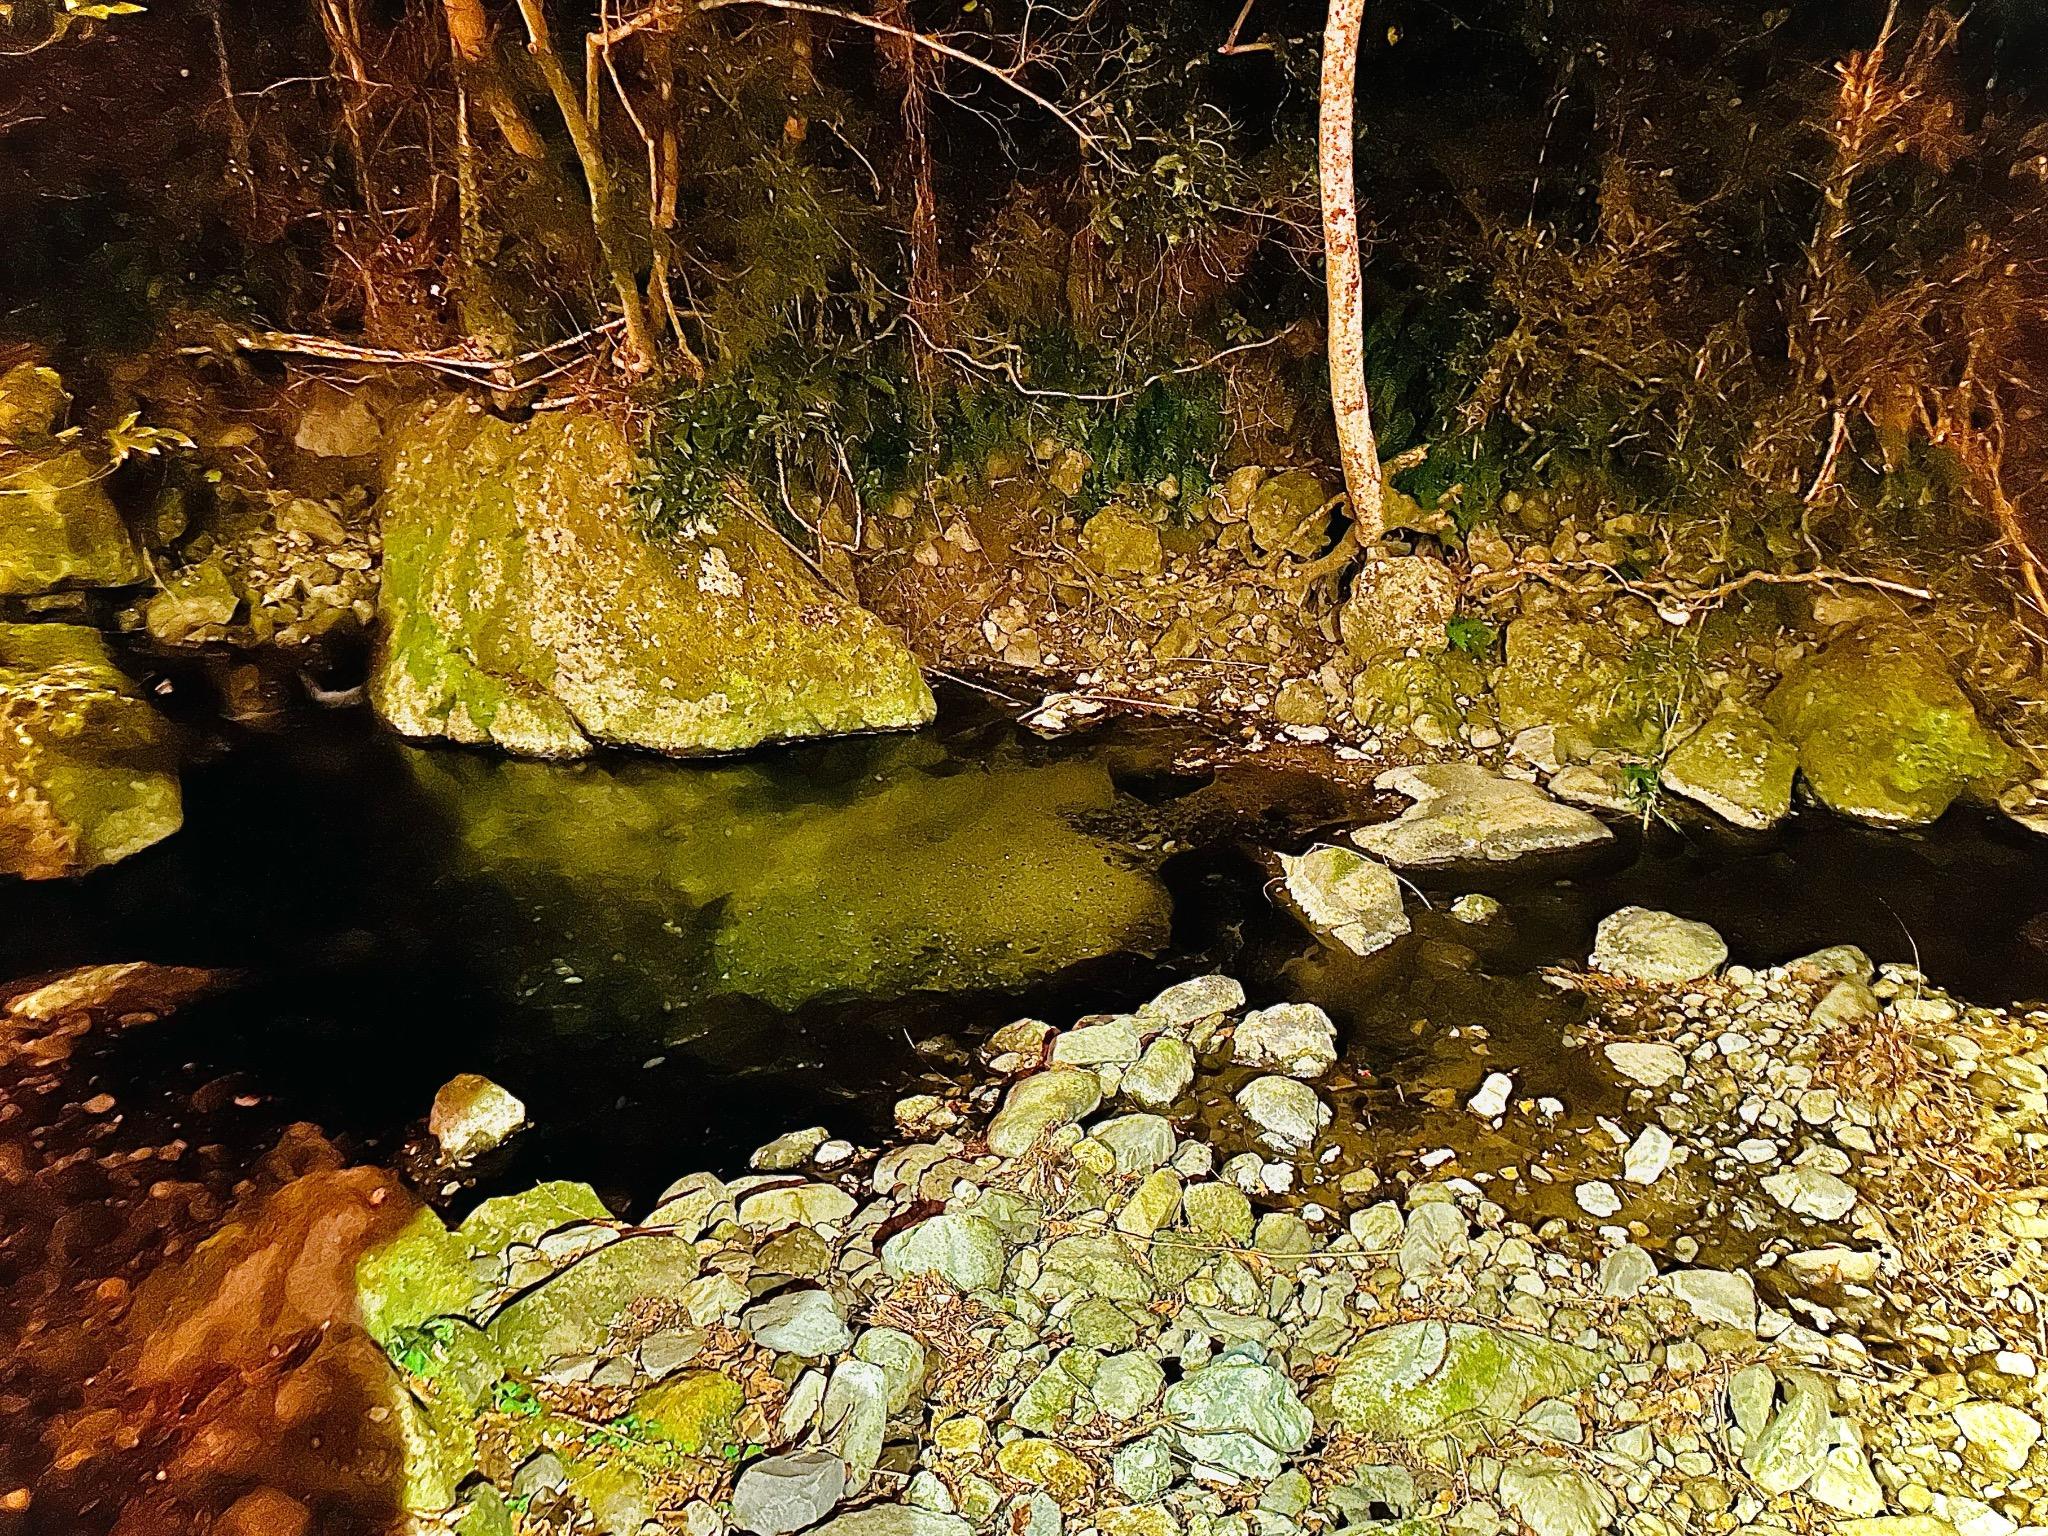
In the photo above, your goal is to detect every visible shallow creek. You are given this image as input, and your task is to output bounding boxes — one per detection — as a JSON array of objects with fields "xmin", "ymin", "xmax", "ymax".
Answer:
[{"xmin": 5, "ymin": 688, "xmax": 2046, "ymax": 1210}]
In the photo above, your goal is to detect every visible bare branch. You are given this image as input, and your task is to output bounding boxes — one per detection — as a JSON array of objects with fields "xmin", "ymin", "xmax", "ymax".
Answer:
[{"xmin": 698, "ymin": 0, "xmax": 1123, "ymax": 168}]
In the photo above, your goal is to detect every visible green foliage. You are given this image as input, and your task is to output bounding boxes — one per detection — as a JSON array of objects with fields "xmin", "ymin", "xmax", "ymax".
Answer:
[
  {"xmin": 491, "ymin": 1379, "xmax": 543, "ymax": 1417},
  {"xmin": 639, "ymin": 338, "xmax": 914, "ymax": 539},
  {"xmin": 387, "ymin": 1317, "xmax": 459, "ymax": 1381},
  {"xmin": 1444, "ymin": 616, "xmax": 1497, "ymax": 657},
  {"xmin": 640, "ymin": 324, "xmax": 1228, "ymax": 538}
]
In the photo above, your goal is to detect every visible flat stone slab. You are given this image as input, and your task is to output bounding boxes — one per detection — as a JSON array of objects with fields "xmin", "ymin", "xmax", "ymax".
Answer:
[{"xmin": 1354, "ymin": 763, "xmax": 1612, "ymax": 867}]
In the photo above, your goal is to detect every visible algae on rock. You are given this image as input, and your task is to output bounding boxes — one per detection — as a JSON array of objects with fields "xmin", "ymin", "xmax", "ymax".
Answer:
[
  {"xmin": 1495, "ymin": 616, "xmax": 1687, "ymax": 755},
  {"xmin": 371, "ymin": 399, "xmax": 934, "ymax": 758},
  {"xmin": 0, "ymin": 363, "xmax": 146, "ymax": 595},
  {"xmin": 1764, "ymin": 623, "xmax": 2015, "ymax": 826},
  {"xmin": 0, "ymin": 623, "xmax": 181, "ymax": 879}
]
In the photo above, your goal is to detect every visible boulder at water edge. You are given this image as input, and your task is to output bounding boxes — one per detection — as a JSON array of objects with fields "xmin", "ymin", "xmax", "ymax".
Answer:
[
  {"xmin": 1764, "ymin": 623, "xmax": 2013, "ymax": 826},
  {"xmin": 0, "ymin": 623, "xmax": 181, "ymax": 879},
  {"xmin": 0, "ymin": 363, "xmax": 146, "ymax": 595},
  {"xmin": 371, "ymin": 399, "xmax": 935, "ymax": 758}
]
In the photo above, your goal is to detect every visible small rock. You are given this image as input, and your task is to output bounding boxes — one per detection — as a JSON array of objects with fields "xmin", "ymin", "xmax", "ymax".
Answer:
[
  {"xmin": 1499, "ymin": 1456, "xmax": 1617, "ymax": 1536},
  {"xmin": 1953, "ymin": 1400, "xmax": 2042, "ymax": 1473},
  {"xmin": 746, "ymin": 1289, "xmax": 851, "ymax": 1357},
  {"xmin": 1450, "ymin": 892, "xmax": 1502, "ymax": 924},
  {"xmin": 429, "ymin": 1074, "xmax": 527, "ymax": 1163},
  {"xmin": 1602, "ymin": 1041, "xmax": 1686, "ymax": 1089},
  {"xmin": 987, "ymin": 1070, "xmax": 1103, "ymax": 1158},
  {"xmin": 752, "ymin": 1127, "xmax": 830, "ymax": 1171},
  {"xmin": 1575, "ymin": 1181, "xmax": 1622, "ymax": 1218},
  {"xmin": 1122, "ymin": 1036, "xmax": 1195, "ymax": 1108},
  {"xmin": 1468, "ymin": 1072, "xmax": 1513, "ymax": 1119},
  {"xmin": 1051, "ymin": 1018, "xmax": 1143, "ymax": 1068},
  {"xmin": 1622, "ymin": 1125, "xmax": 1674, "ymax": 1185},
  {"xmin": 1232, "ymin": 1002, "xmax": 1339, "ymax": 1079},
  {"xmin": 1742, "ymin": 1371, "xmax": 1831, "ymax": 1495},
  {"xmin": 819, "ymin": 1360, "xmax": 889, "ymax": 1491},
  {"xmin": 1666, "ymin": 1269, "xmax": 1758, "ymax": 1332},
  {"xmin": 1139, "ymin": 975, "xmax": 1246, "ymax": 1030},
  {"xmin": 1159, "ymin": 1344, "xmax": 1314, "ymax": 1480},
  {"xmin": 1590, "ymin": 907, "xmax": 1728, "ymax": 984},
  {"xmin": 732, "ymin": 1452, "xmax": 848, "ymax": 1536},
  {"xmin": 881, "ymin": 1213, "xmax": 1007, "ymax": 1293},
  {"xmin": 1763, "ymin": 1166, "xmax": 1858, "ymax": 1223},
  {"xmin": 1278, "ymin": 845, "xmax": 1410, "ymax": 958},
  {"xmin": 1234, "ymin": 1076, "xmax": 1331, "ymax": 1152}
]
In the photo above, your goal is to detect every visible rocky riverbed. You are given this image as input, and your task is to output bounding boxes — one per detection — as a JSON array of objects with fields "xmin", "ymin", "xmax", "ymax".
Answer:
[{"xmin": 29, "ymin": 906, "xmax": 2048, "ymax": 1536}]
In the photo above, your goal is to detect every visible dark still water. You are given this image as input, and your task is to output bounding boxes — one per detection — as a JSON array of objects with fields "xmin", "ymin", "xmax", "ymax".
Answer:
[{"xmin": 6, "ymin": 691, "xmax": 2047, "ymax": 1207}]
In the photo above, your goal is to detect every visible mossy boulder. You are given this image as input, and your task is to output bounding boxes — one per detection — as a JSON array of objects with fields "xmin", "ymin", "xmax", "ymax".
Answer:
[
  {"xmin": 629, "ymin": 1368, "xmax": 746, "ymax": 1453},
  {"xmin": 1659, "ymin": 703, "xmax": 1798, "ymax": 830},
  {"xmin": 484, "ymin": 1233, "xmax": 701, "ymax": 1368},
  {"xmin": 1328, "ymin": 1321, "xmax": 1605, "ymax": 1439},
  {"xmin": 371, "ymin": 399, "xmax": 934, "ymax": 758},
  {"xmin": 1247, "ymin": 470, "xmax": 1331, "ymax": 557},
  {"xmin": 1079, "ymin": 506, "xmax": 1163, "ymax": 577},
  {"xmin": 1495, "ymin": 617, "xmax": 1669, "ymax": 754},
  {"xmin": 0, "ymin": 623, "xmax": 182, "ymax": 879},
  {"xmin": 356, "ymin": 1206, "xmax": 484, "ymax": 1344},
  {"xmin": 0, "ymin": 364, "xmax": 146, "ymax": 595},
  {"xmin": 1764, "ymin": 623, "xmax": 2016, "ymax": 826}
]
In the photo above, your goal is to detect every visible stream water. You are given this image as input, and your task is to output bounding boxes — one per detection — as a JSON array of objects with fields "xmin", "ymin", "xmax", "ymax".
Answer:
[{"xmin": 7, "ymin": 688, "xmax": 2048, "ymax": 1210}]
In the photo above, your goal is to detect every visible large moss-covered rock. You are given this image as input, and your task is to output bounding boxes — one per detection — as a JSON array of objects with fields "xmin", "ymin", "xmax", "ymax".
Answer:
[
  {"xmin": 372, "ymin": 400, "xmax": 934, "ymax": 758},
  {"xmin": 1764, "ymin": 624, "xmax": 2015, "ymax": 826},
  {"xmin": 1659, "ymin": 702, "xmax": 1797, "ymax": 830},
  {"xmin": 0, "ymin": 623, "xmax": 182, "ymax": 879},
  {"xmin": 0, "ymin": 364, "xmax": 146, "ymax": 595},
  {"xmin": 1495, "ymin": 617, "xmax": 1669, "ymax": 754},
  {"xmin": 1328, "ymin": 1321, "xmax": 1605, "ymax": 1440}
]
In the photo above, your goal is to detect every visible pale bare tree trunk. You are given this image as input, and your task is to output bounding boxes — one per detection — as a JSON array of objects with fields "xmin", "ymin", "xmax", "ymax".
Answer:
[
  {"xmin": 442, "ymin": 0, "xmax": 547, "ymax": 158},
  {"xmin": 512, "ymin": 0, "xmax": 659, "ymax": 373},
  {"xmin": 1318, "ymin": 0, "xmax": 1383, "ymax": 544}
]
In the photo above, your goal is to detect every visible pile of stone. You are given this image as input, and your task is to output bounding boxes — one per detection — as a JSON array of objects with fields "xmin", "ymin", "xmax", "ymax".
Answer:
[{"xmin": 347, "ymin": 911, "xmax": 2048, "ymax": 1536}]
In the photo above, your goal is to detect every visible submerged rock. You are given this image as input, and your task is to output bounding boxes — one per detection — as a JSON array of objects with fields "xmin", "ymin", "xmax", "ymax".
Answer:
[
  {"xmin": 1764, "ymin": 623, "xmax": 2014, "ymax": 826},
  {"xmin": 371, "ymin": 399, "xmax": 934, "ymax": 758},
  {"xmin": 0, "ymin": 363, "xmax": 146, "ymax": 595},
  {"xmin": 1659, "ymin": 703, "xmax": 1798, "ymax": 830},
  {"xmin": 0, "ymin": 623, "xmax": 181, "ymax": 879},
  {"xmin": 1278, "ymin": 844, "xmax": 1409, "ymax": 957},
  {"xmin": 1354, "ymin": 763, "xmax": 1612, "ymax": 866}
]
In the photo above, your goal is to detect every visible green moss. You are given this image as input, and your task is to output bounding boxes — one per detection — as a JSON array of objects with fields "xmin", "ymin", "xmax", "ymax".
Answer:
[
  {"xmin": 356, "ymin": 1208, "xmax": 482, "ymax": 1346},
  {"xmin": 1765, "ymin": 623, "xmax": 2016, "ymax": 826},
  {"xmin": 458, "ymin": 1181, "xmax": 612, "ymax": 1260},
  {"xmin": 0, "ymin": 622, "xmax": 181, "ymax": 879},
  {"xmin": 1494, "ymin": 616, "xmax": 1696, "ymax": 754},
  {"xmin": 626, "ymin": 1369, "xmax": 745, "ymax": 1454},
  {"xmin": 371, "ymin": 399, "xmax": 934, "ymax": 759}
]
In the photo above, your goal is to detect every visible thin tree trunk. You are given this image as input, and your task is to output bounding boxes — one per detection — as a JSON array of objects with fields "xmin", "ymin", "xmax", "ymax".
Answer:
[
  {"xmin": 442, "ymin": 0, "xmax": 547, "ymax": 158},
  {"xmin": 879, "ymin": 0, "xmax": 945, "ymax": 383},
  {"xmin": 1318, "ymin": 0, "xmax": 1383, "ymax": 544},
  {"xmin": 511, "ymin": 0, "xmax": 659, "ymax": 373}
]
